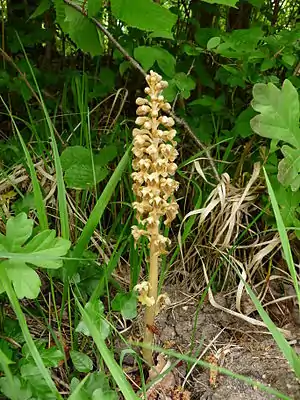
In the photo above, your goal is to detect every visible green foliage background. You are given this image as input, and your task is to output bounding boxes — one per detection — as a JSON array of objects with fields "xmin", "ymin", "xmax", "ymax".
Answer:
[{"xmin": 0, "ymin": 0, "xmax": 300, "ymax": 398}]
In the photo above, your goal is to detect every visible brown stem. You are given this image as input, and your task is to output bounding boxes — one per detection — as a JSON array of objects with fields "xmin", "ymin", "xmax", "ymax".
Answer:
[{"xmin": 143, "ymin": 229, "xmax": 159, "ymax": 365}]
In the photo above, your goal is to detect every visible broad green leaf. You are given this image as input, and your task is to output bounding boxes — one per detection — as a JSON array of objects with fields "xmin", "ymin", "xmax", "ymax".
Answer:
[
  {"xmin": 207, "ymin": 36, "xmax": 221, "ymax": 50},
  {"xmin": 5, "ymin": 261, "xmax": 41, "ymax": 299},
  {"xmin": 201, "ymin": 0, "xmax": 237, "ymax": 6},
  {"xmin": 163, "ymin": 80, "xmax": 178, "ymax": 102},
  {"xmin": 95, "ymin": 145, "xmax": 118, "ymax": 166},
  {"xmin": 251, "ymin": 79, "xmax": 300, "ymax": 190},
  {"xmin": 0, "ymin": 277, "xmax": 4, "ymax": 294},
  {"xmin": 232, "ymin": 107, "xmax": 257, "ymax": 138},
  {"xmin": 112, "ymin": 292, "xmax": 137, "ymax": 320},
  {"xmin": 57, "ymin": 4, "xmax": 103, "ymax": 56},
  {"xmin": 30, "ymin": 0, "xmax": 51, "ymax": 19},
  {"xmin": 134, "ymin": 46, "xmax": 176, "ymax": 77},
  {"xmin": 149, "ymin": 30, "xmax": 174, "ymax": 40},
  {"xmin": 61, "ymin": 145, "xmax": 111, "ymax": 189},
  {"xmin": 248, "ymin": 0, "xmax": 264, "ymax": 6},
  {"xmin": 0, "ymin": 376, "xmax": 32, "ymax": 400},
  {"xmin": 76, "ymin": 300, "xmax": 110, "ymax": 339},
  {"xmin": 61, "ymin": 146, "xmax": 90, "ymax": 170},
  {"xmin": 6, "ymin": 213, "xmax": 33, "ymax": 251},
  {"xmin": 70, "ymin": 350, "xmax": 93, "ymax": 372},
  {"xmin": 88, "ymin": 0, "xmax": 102, "ymax": 17},
  {"xmin": 173, "ymin": 72, "xmax": 196, "ymax": 99},
  {"xmin": 282, "ymin": 54, "xmax": 296, "ymax": 67},
  {"xmin": 65, "ymin": 164, "xmax": 108, "ymax": 189},
  {"xmin": 82, "ymin": 372, "xmax": 109, "ymax": 397},
  {"xmin": 111, "ymin": 0, "xmax": 177, "ymax": 35},
  {"xmin": 260, "ymin": 58, "xmax": 275, "ymax": 72}
]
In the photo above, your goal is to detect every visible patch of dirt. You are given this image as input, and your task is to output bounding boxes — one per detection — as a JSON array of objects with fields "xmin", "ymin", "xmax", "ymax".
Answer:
[{"xmin": 152, "ymin": 289, "xmax": 300, "ymax": 400}]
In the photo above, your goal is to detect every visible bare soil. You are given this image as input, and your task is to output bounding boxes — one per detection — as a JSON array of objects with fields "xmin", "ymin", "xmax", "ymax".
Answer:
[{"xmin": 152, "ymin": 289, "xmax": 300, "ymax": 400}]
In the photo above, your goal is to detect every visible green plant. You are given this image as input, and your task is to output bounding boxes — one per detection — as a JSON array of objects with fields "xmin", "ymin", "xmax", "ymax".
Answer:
[
  {"xmin": 0, "ymin": 213, "xmax": 70, "ymax": 299},
  {"xmin": 250, "ymin": 79, "xmax": 300, "ymax": 232}
]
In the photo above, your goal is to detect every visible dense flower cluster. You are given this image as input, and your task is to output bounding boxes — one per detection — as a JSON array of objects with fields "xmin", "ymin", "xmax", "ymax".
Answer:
[{"xmin": 131, "ymin": 71, "xmax": 179, "ymax": 255}]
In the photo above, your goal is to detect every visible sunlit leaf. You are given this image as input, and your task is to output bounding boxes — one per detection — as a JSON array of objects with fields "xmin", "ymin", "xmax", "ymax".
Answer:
[{"xmin": 111, "ymin": 0, "xmax": 176, "ymax": 34}]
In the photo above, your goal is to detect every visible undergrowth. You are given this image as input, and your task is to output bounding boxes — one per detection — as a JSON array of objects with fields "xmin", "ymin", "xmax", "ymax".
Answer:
[{"xmin": 0, "ymin": 0, "xmax": 299, "ymax": 399}]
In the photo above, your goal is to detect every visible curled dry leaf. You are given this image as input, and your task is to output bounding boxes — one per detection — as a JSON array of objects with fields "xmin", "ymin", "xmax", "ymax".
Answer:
[{"xmin": 143, "ymin": 354, "xmax": 191, "ymax": 400}]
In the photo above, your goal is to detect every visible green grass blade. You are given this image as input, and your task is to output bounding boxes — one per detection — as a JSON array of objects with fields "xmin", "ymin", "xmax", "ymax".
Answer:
[
  {"xmin": 0, "ymin": 98, "xmax": 48, "ymax": 230},
  {"xmin": 17, "ymin": 36, "xmax": 69, "ymax": 240},
  {"xmin": 71, "ymin": 146, "xmax": 131, "ymax": 262},
  {"xmin": 0, "ymin": 349, "xmax": 18, "ymax": 400},
  {"xmin": 264, "ymin": 168, "xmax": 300, "ymax": 305},
  {"xmin": 0, "ymin": 266, "xmax": 62, "ymax": 399},
  {"xmin": 243, "ymin": 275, "xmax": 300, "ymax": 378},
  {"xmin": 75, "ymin": 295, "xmax": 139, "ymax": 400}
]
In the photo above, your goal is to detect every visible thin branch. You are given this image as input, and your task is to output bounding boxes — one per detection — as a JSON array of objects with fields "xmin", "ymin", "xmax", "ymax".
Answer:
[{"xmin": 62, "ymin": 0, "xmax": 220, "ymax": 183}]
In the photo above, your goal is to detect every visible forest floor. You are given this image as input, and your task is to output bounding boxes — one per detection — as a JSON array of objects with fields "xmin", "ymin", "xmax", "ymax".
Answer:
[{"xmin": 126, "ymin": 287, "xmax": 300, "ymax": 400}]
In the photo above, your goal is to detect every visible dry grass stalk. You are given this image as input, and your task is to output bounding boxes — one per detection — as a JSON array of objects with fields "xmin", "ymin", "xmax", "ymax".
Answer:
[{"xmin": 131, "ymin": 71, "xmax": 179, "ymax": 365}]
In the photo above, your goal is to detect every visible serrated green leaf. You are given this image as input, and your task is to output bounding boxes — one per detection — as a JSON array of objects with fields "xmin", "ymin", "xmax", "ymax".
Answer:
[
  {"xmin": 207, "ymin": 36, "xmax": 221, "ymax": 50},
  {"xmin": 4, "ymin": 260, "xmax": 41, "ymax": 299},
  {"xmin": 6, "ymin": 213, "xmax": 33, "ymax": 251},
  {"xmin": 111, "ymin": 0, "xmax": 176, "ymax": 34},
  {"xmin": 70, "ymin": 350, "xmax": 93, "ymax": 372}
]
